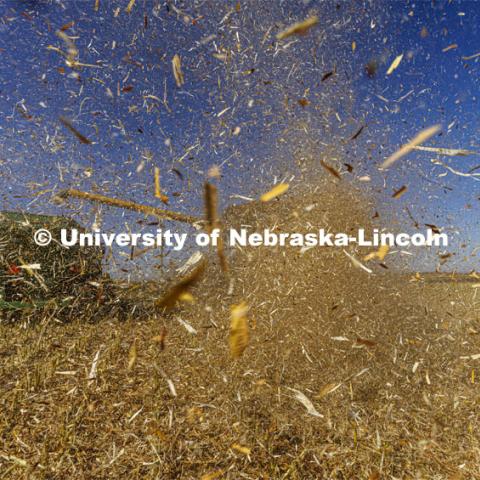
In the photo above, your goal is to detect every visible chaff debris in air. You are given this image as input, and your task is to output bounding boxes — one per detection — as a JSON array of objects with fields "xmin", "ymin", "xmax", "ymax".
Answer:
[
  {"xmin": 229, "ymin": 301, "xmax": 249, "ymax": 358},
  {"xmin": 386, "ymin": 54, "xmax": 403, "ymax": 75},
  {"xmin": 276, "ymin": 16, "xmax": 318, "ymax": 40},
  {"xmin": 412, "ymin": 146, "xmax": 477, "ymax": 156},
  {"xmin": 204, "ymin": 182, "xmax": 228, "ymax": 272},
  {"xmin": 431, "ymin": 159, "xmax": 480, "ymax": 181},
  {"xmin": 172, "ymin": 54, "xmax": 185, "ymax": 87},
  {"xmin": 156, "ymin": 261, "xmax": 206, "ymax": 310},
  {"xmin": 380, "ymin": 125, "xmax": 442, "ymax": 169},
  {"xmin": 59, "ymin": 116, "xmax": 92, "ymax": 145},
  {"xmin": 59, "ymin": 189, "xmax": 201, "ymax": 224},
  {"xmin": 260, "ymin": 183, "xmax": 289, "ymax": 202}
]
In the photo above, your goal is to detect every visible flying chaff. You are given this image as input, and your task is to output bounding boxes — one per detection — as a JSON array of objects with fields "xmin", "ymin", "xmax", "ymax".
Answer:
[
  {"xmin": 380, "ymin": 125, "xmax": 441, "ymax": 169},
  {"xmin": 58, "ymin": 189, "xmax": 201, "ymax": 224}
]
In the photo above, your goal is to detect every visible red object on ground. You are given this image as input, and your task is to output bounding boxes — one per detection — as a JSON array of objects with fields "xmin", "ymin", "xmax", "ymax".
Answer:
[{"xmin": 7, "ymin": 264, "xmax": 21, "ymax": 275}]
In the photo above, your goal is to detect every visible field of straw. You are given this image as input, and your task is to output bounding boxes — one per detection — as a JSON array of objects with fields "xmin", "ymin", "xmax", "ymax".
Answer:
[{"xmin": 1, "ymin": 184, "xmax": 479, "ymax": 479}]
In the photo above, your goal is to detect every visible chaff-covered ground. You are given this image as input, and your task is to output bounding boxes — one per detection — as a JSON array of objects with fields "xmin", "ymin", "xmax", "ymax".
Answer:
[
  {"xmin": 1, "ymin": 184, "xmax": 479, "ymax": 479},
  {"xmin": 1, "ymin": 1, "xmax": 479, "ymax": 478}
]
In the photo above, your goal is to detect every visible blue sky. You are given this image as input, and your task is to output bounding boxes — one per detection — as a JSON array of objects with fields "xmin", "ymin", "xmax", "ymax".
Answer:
[{"xmin": 0, "ymin": 0, "xmax": 478, "ymax": 273}]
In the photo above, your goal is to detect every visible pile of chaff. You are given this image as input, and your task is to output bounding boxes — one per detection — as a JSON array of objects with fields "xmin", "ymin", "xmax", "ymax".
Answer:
[{"xmin": 0, "ymin": 211, "xmax": 103, "ymax": 313}]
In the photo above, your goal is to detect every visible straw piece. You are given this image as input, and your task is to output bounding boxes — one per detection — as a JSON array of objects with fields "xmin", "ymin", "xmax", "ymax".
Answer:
[{"xmin": 59, "ymin": 189, "xmax": 201, "ymax": 225}]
